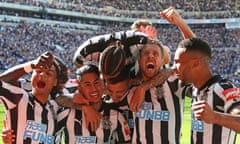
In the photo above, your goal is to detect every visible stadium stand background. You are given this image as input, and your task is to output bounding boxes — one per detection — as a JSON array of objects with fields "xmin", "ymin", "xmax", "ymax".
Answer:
[{"xmin": 0, "ymin": 0, "xmax": 239, "ymax": 86}]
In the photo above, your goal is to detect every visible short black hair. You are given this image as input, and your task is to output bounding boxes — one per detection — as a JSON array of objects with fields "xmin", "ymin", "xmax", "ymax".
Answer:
[
  {"xmin": 53, "ymin": 56, "xmax": 68, "ymax": 84},
  {"xmin": 51, "ymin": 56, "xmax": 68, "ymax": 98},
  {"xmin": 76, "ymin": 63, "xmax": 100, "ymax": 82},
  {"xmin": 178, "ymin": 38, "xmax": 211, "ymax": 58}
]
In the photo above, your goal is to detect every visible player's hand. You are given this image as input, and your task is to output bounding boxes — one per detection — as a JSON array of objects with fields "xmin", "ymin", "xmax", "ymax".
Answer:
[
  {"xmin": 160, "ymin": 6, "xmax": 182, "ymax": 25},
  {"xmin": 141, "ymin": 69, "xmax": 173, "ymax": 89},
  {"xmin": 82, "ymin": 105, "xmax": 102, "ymax": 132},
  {"xmin": 192, "ymin": 100, "xmax": 215, "ymax": 123},
  {"xmin": 139, "ymin": 25, "xmax": 157, "ymax": 39},
  {"xmin": 32, "ymin": 51, "xmax": 54, "ymax": 70},
  {"xmin": 73, "ymin": 92, "xmax": 89, "ymax": 105},
  {"xmin": 130, "ymin": 85, "xmax": 145, "ymax": 112},
  {"xmin": 2, "ymin": 120, "xmax": 15, "ymax": 144}
]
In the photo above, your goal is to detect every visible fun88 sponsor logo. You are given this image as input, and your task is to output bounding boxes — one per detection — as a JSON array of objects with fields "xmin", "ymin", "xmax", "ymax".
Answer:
[
  {"xmin": 75, "ymin": 136, "xmax": 96, "ymax": 144},
  {"xmin": 23, "ymin": 120, "xmax": 54, "ymax": 144},
  {"xmin": 191, "ymin": 110, "xmax": 204, "ymax": 132},
  {"xmin": 192, "ymin": 120, "xmax": 204, "ymax": 132},
  {"xmin": 135, "ymin": 102, "xmax": 170, "ymax": 121}
]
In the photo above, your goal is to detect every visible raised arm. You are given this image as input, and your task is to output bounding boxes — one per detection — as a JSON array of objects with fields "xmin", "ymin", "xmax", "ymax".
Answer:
[
  {"xmin": 73, "ymin": 30, "xmax": 148, "ymax": 68},
  {"xmin": 160, "ymin": 6, "xmax": 196, "ymax": 39},
  {"xmin": 55, "ymin": 93, "xmax": 89, "ymax": 110},
  {"xmin": 73, "ymin": 33, "xmax": 113, "ymax": 68},
  {"xmin": 0, "ymin": 51, "xmax": 54, "ymax": 86}
]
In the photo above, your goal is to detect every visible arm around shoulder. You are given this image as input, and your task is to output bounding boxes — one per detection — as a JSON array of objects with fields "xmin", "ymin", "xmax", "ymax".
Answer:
[{"xmin": 214, "ymin": 105, "xmax": 240, "ymax": 133}]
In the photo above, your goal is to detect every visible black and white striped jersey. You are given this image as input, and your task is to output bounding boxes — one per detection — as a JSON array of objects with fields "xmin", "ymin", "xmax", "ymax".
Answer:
[
  {"xmin": 18, "ymin": 78, "xmax": 32, "ymax": 92},
  {"xmin": 130, "ymin": 75, "xmax": 187, "ymax": 144},
  {"xmin": 0, "ymin": 80, "xmax": 67, "ymax": 144},
  {"xmin": 61, "ymin": 101, "xmax": 131, "ymax": 144},
  {"xmin": 104, "ymin": 90, "xmax": 135, "ymax": 141},
  {"xmin": 63, "ymin": 79, "xmax": 78, "ymax": 94},
  {"xmin": 73, "ymin": 30, "xmax": 148, "ymax": 68},
  {"xmin": 191, "ymin": 75, "xmax": 240, "ymax": 144}
]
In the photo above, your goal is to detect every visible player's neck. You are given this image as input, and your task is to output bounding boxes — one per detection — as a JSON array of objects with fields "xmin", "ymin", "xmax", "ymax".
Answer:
[
  {"xmin": 34, "ymin": 93, "xmax": 50, "ymax": 104},
  {"xmin": 194, "ymin": 71, "xmax": 212, "ymax": 89},
  {"xmin": 91, "ymin": 100, "xmax": 102, "ymax": 111}
]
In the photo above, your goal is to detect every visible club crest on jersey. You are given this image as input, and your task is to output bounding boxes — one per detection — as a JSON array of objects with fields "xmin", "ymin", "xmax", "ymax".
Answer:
[
  {"xmin": 75, "ymin": 136, "xmax": 96, "ymax": 144},
  {"xmin": 23, "ymin": 120, "xmax": 54, "ymax": 144},
  {"xmin": 123, "ymin": 121, "xmax": 131, "ymax": 136},
  {"xmin": 135, "ymin": 103, "xmax": 170, "ymax": 120},
  {"xmin": 222, "ymin": 88, "xmax": 240, "ymax": 101},
  {"xmin": 122, "ymin": 111, "xmax": 134, "ymax": 128}
]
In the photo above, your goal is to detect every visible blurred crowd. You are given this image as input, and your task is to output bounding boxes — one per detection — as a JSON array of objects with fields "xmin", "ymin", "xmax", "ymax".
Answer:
[
  {"xmin": 0, "ymin": 21, "xmax": 239, "ymax": 86},
  {"xmin": 0, "ymin": 0, "xmax": 239, "ymax": 86},
  {"xmin": 0, "ymin": 0, "xmax": 239, "ymax": 18}
]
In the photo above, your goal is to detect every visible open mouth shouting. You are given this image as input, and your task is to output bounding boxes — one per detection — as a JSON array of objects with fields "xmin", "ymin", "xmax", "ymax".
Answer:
[
  {"xmin": 142, "ymin": 61, "xmax": 159, "ymax": 78},
  {"xmin": 37, "ymin": 80, "xmax": 46, "ymax": 89},
  {"xmin": 147, "ymin": 63, "xmax": 154, "ymax": 70}
]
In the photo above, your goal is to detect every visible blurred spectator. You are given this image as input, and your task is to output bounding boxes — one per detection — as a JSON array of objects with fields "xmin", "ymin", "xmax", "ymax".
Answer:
[
  {"xmin": 0, "ymin": 0, "xmax": 239, "ymax": 86},
  {"xmin": 0, "ymin": 0, "xmax": 239, "ymax": 18}
]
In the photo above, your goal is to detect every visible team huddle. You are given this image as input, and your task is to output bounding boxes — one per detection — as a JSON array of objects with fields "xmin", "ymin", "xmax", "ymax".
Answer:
[{"xmin": 0, "ymin": 7, "xmax": 240, "ymax": 144}]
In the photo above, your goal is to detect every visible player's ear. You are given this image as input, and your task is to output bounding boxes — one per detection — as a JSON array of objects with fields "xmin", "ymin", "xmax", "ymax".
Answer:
[
  {"xmin": 77, "ymin": 84, "xmax": 82, "ymax": 92},
  {"xmin": 191, "ymin": 58, "xmax": 201, "ymax": 68}
]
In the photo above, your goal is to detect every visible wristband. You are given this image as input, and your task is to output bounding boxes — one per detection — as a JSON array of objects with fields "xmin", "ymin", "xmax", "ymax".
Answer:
[{"xmin": 24, "ymin": 64, "xmax": 33, "ymax": 73}]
